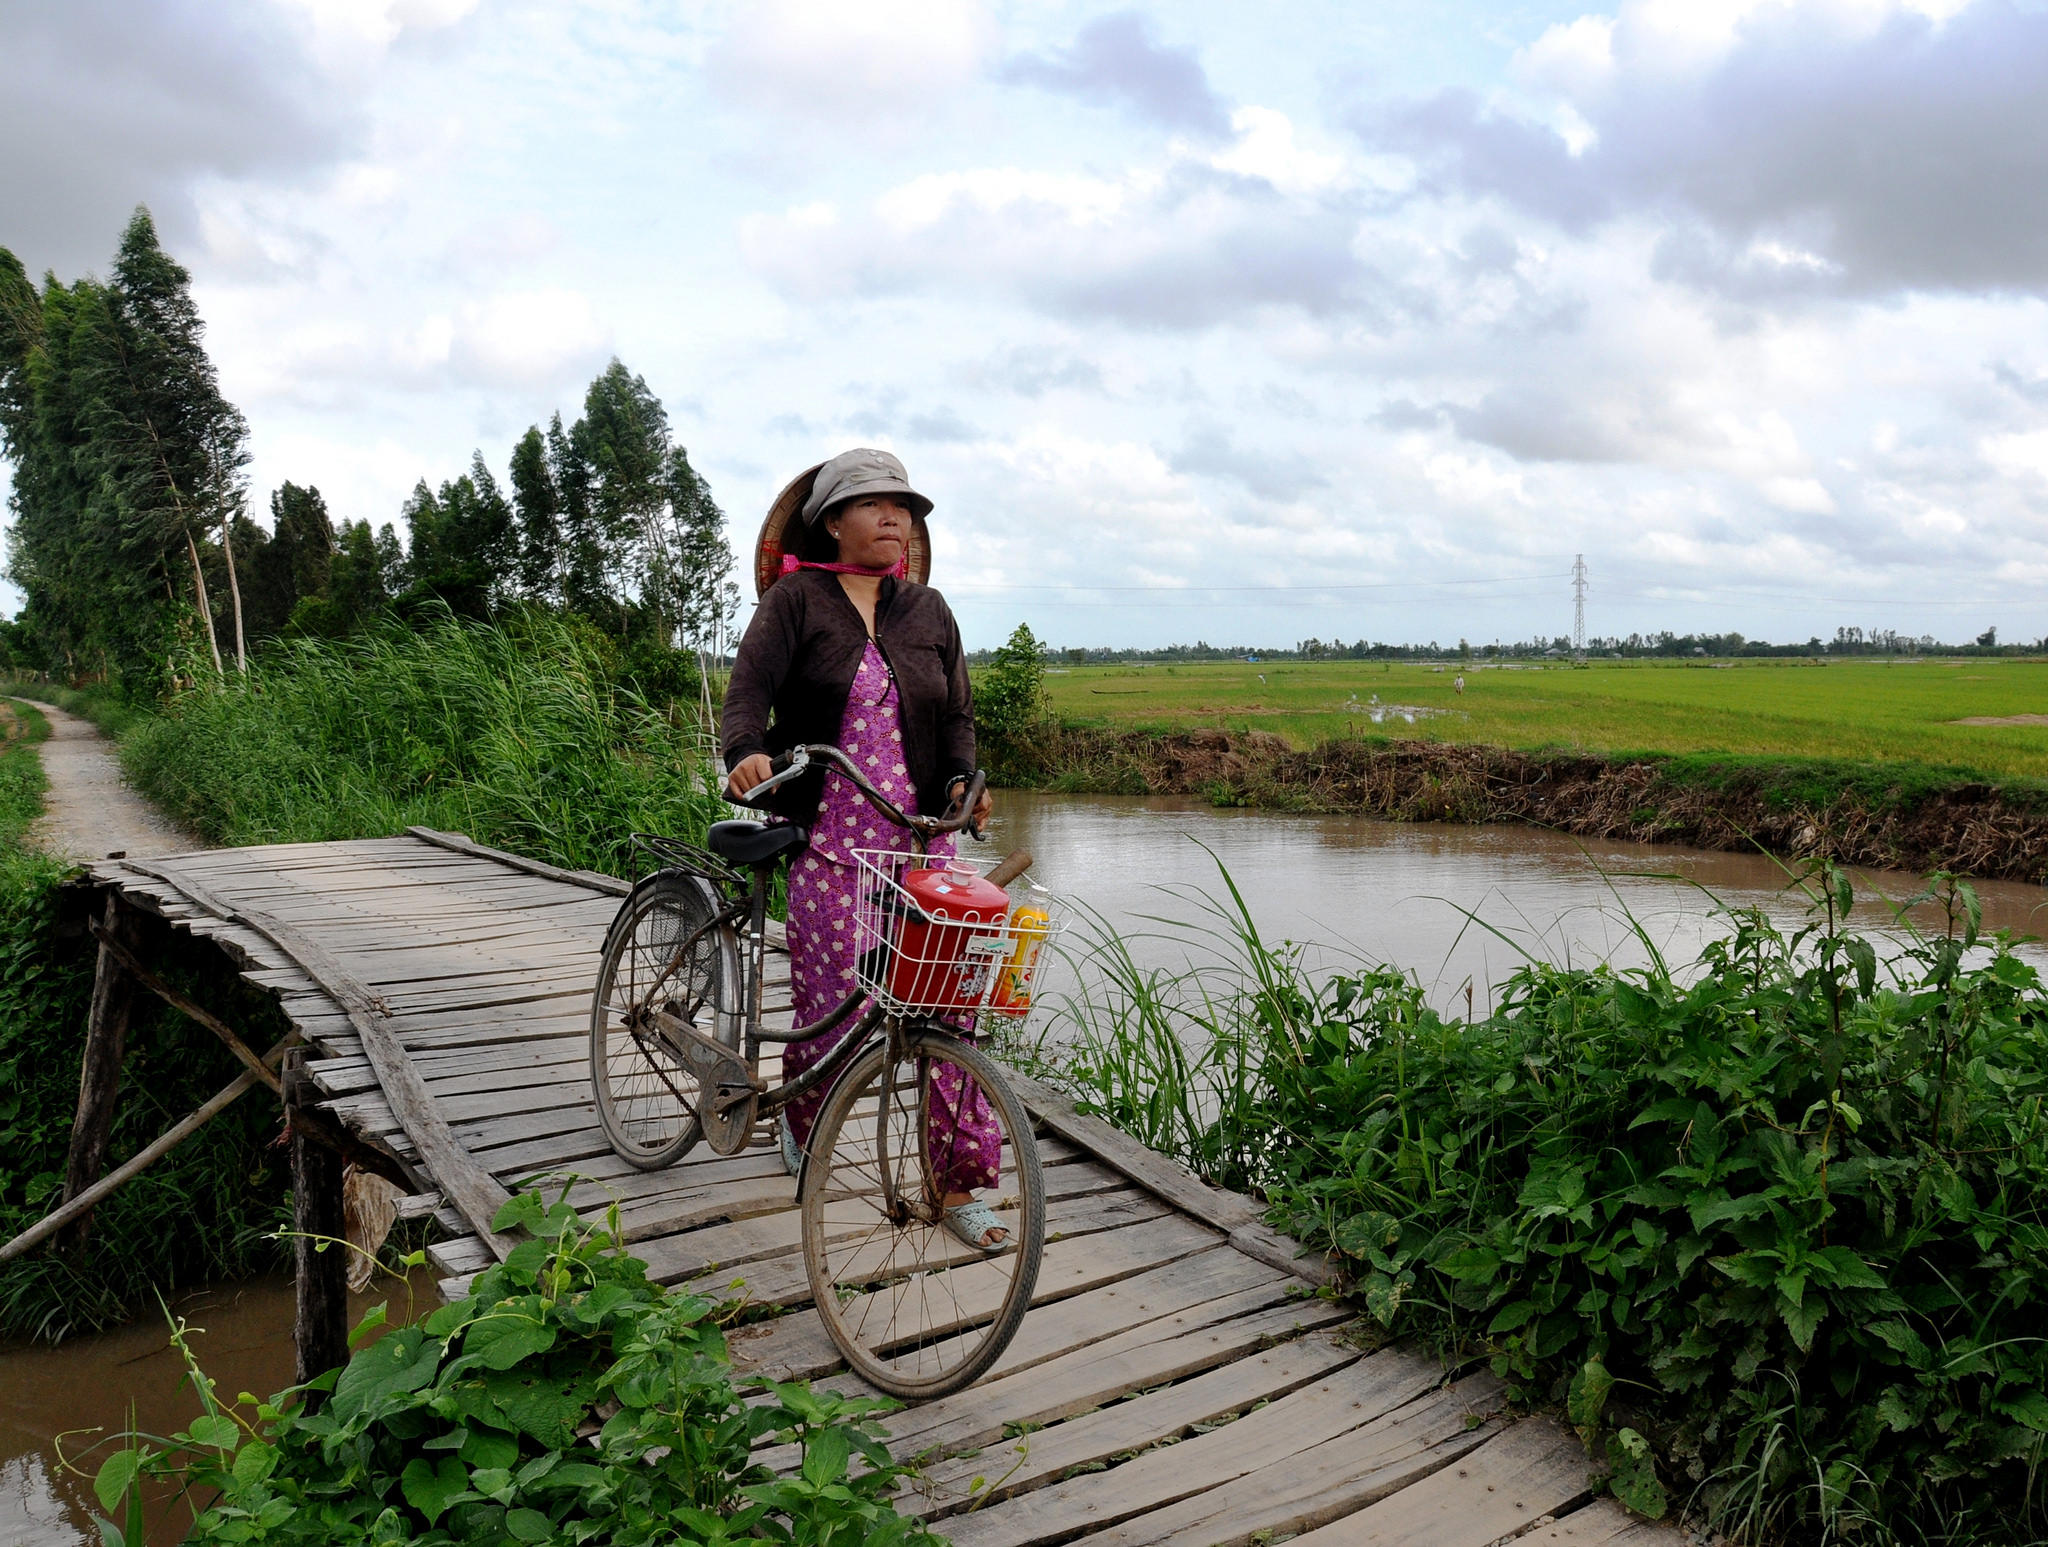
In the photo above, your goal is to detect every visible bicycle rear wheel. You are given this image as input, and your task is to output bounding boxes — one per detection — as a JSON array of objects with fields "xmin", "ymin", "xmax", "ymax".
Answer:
[
  {"xmin": 590, "ymin": 871, "xmax": 740, "ymax": 1170},
  {"xmin": 800, "ymin": 1027, "xmax": 1045, "ymax": 1399}
]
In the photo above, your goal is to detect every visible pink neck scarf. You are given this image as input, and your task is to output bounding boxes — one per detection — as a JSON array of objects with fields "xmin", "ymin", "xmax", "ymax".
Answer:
[{"xmin": 780, "ymin": 554, "xmax": 907, "ymax": 580}]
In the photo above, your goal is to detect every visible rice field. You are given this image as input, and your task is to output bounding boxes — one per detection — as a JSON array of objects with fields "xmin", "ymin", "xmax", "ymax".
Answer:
[{"xmin": 1039, "ymin": 656, "xmax": 2048, "ymax": 777}]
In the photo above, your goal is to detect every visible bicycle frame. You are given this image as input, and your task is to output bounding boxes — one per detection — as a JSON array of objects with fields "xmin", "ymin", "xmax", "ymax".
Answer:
[{"xmin": 622, "ymin": 744, "xmax": 987, "ymax": 1160}]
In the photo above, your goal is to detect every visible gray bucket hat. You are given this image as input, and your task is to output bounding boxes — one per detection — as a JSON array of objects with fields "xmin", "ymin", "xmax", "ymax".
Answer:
[{"xmin": 799, "ymin": 447, "xmax": 934, "ymax": 524}]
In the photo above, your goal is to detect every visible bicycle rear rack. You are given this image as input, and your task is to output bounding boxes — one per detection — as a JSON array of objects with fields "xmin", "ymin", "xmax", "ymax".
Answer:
[{"xmin": 629, "ymin": 832, "xmax": 744, "ymax": 888}]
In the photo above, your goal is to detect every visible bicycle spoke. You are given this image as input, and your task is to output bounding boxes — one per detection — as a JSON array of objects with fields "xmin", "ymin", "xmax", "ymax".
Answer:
[{"xmin": 802, "ymin": 1030, "xmax": 1045, "ymax": 1398}]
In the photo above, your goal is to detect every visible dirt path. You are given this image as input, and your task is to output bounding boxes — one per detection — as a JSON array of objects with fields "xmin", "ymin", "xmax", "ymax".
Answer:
[{"xmin": 15, "ymin": 697, "xmax": 206, "ymax": 860}]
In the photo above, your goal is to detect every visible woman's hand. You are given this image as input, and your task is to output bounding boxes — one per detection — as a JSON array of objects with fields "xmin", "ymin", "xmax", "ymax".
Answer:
[
  {"xmin": 948, "ymin": 777, "xmax": 994, "ymax": 832},
  {"xmin": 726, "ymin": 753, "xmax": 774, "ymax": 801}
]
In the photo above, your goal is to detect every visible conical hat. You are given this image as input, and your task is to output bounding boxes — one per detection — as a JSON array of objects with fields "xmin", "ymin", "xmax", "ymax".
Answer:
[{"xmin": 754, "ymin": 461, "xmax": 932, "ymax": 599}]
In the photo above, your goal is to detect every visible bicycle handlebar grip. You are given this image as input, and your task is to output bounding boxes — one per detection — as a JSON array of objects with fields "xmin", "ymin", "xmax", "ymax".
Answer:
[{"xmin": 768, "ymin": 749, "xmax": 795, "ymax": 774}]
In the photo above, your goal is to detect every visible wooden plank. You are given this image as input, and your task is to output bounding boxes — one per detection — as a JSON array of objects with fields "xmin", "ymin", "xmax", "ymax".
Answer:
[
  {"xmin": 722, "ymin": 1216, "xmax": 1236, "ymax": 1391},
  {"xmin": 123, "ymin": 859, "xmax": 517, "ymax": 1260},
  {"xmin": 634, "ymin": 1152, "xmax": 1125, "ymax": 1293},
  {"xmin": 947, "ymin": 1369, "xmax": 1505, "ymax": 1547},
  {"xmin": 686, "ymin": 1187, "xmax": 1175, "ymax": 1310},
  {"xmin": 907, "ymin": 1328, "xmax": 1376, "ymax": 1520},
  {"xmin": 1283, "ymin": 1416, "xmax": 1598, "ymax": 1547},
  {"xmin": 803, "ymin": 1294, "xmax": 1352, "ymax": 1474},
  {"xmin": 1518, "ymin": 1500, "xmax": 1676, "ymax": 1546}
]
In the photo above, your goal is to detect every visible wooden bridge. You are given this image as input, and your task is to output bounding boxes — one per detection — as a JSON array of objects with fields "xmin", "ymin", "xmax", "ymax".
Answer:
[{"xmin": 46, "ymin": 831, "xmax": 1667, "ymax": 1547}]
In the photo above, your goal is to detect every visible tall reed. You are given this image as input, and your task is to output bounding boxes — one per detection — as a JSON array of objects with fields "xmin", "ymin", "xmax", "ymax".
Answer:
[{"xmin": 118, "ymin": 611, "xmax": 727, "ymax": 874}]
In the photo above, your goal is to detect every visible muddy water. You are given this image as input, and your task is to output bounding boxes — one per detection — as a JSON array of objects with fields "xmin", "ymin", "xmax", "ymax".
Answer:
[
  {"xmin": 5, "ymin": 798, "xmax": 2044, "ymax": 1543},
  {"xmin": 0, "ymin": 1272, "xmax": 435, "ymax": 1546},
  {"xmin": 983, "ymin": 792, "xmax": 2048, "ymax": 1012}
]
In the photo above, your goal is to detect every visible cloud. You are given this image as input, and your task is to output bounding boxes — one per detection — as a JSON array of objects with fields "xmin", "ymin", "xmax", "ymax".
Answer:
[
  {"xmin": 950, "ymin": 345, "xmax": 1105, "ymax": 398},
  {"xmin": 905, "ymin": 408, "xmax": 982, "ymax": 443},
  {"xmin": 708, "ymin": 0, "xmax": 995, "ymax": 138},
  {"xmin": 1170, "ymin": 424, "xmax": 1328, "ymax": 500},
  {"xmin": 1371, "ymin": 0, "xmax": 2048, "ymax": 298},
  {"xmin": 743, "ymin": 153, "xmax": 1375, "ymax": 329},
  {"xmin": 238, "ymin": 286, "xmax": 609, "ymax": 402},
  {"xmin": 998, "ymin": 11, "xmax": 1231, "ymax": 136},
  {"xmin": 0, "ymin": 0, "xmax": 363, "ymax": 274}
]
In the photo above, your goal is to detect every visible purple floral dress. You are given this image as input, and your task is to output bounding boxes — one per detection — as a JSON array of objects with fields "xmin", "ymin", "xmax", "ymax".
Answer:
[{"xmin": 783, "ymin": 642, "xmax": 1000, "ymax": 1192}]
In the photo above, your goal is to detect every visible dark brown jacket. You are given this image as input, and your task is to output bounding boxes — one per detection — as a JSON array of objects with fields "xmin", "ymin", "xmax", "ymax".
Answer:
[{"xmin": 721, "ymin": 569, "xmax": 977, "ymax": 824}]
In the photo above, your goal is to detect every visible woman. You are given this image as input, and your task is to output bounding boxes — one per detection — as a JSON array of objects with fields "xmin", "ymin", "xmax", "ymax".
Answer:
[{"xmin": 721, "ymin": 448, "xmax": 1005, "ymax": 1251}]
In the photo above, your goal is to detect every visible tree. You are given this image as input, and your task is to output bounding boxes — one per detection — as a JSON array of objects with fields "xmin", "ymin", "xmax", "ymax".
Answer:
[
  {"xmin": 398, "ymin": 453, "xmax": 518, "ymax": 617},
  {"xmin": 90, "ymin": 208, "xmax": 253, "ymax": 672},
  {"xmin": 271, "ymin": 482, "xmax": 334, "ymax": 601},
  {"xmin": 573, "ymin": 360, "xmax": 672, "ymax": 638},
  {"xmin": 241, "ymin": 483, "xmax": 337, "ymax": 639},
  {"xmin": 977, "ymin": 623, "xmax": 1047, "ymax": 741},
  {"xmin": 509, "ymin": 425, "xmax": 561, "ymax": 603},
  {"xmin": 0, "ymin": 210, "xmax": 253, "ymax": 690},
  {"xmin": 667, "ymin": 444, "xmax": 739, "ymax": 658}
]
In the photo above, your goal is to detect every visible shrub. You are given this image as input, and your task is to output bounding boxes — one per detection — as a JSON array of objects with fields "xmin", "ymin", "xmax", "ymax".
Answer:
[
  {"xmin": 88, "ymin": 1191, "xmax": 938, "ymax": 1547},
  {"xmin": 1027, "ymin": 860, "xmax": 2048, "ymax": 1544}
]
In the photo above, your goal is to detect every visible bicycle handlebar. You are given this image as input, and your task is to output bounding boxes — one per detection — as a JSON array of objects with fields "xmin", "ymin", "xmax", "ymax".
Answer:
[{"xmin": 731, "ymin": 746, "xmax": 987, "ymax": 841}]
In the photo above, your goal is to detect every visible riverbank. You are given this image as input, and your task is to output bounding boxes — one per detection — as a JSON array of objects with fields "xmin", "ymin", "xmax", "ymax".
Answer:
[{"xmin": 991, "ymin": 724, "xmax": 2048, "ymax": 882}]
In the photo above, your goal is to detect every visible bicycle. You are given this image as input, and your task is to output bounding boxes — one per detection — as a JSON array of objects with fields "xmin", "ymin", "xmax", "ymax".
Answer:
[{"xmin": 587, "ymin": 745, "xmax": 1065, "ymax": 1399}]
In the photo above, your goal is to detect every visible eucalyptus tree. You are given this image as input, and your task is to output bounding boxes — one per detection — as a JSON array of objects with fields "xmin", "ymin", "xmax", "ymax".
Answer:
[
  {"xmin": 667, "ymin": 444, "xmax": 739, "ymax": 659},
  {"xmin": 509, "ymin": 424, "xmax": 562, "ymax": 604},
  {"xmin": 82, "ymin": 209, "xmax": 253, "ymax": 672},
  {"xmin": 0, "ymin": 211, "xmax": 251, "ymax": 687}
]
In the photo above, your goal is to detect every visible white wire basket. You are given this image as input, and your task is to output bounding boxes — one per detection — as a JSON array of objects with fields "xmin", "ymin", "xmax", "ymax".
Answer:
[{"xmin": 851, "ymin": 848, "xmax": 1070, "ymax": 1023}]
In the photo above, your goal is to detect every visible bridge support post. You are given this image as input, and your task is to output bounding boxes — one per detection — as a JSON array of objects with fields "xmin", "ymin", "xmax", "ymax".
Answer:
[
  {"xmin": 58, "ymin": 892, "xmax": 143, "ymax": 1254},
  {"xmin": 286, "ymin": 1053, "xmax": 349, "ymax": 1395}
]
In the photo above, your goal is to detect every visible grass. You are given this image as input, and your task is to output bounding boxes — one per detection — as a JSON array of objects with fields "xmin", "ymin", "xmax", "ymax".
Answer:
[
  {"xmin": 1016, "ymin": 857, "xmax": 2048, "ymax": 1544},
  {"xmin": 1041, "ymin": 657, "xmax": 2048, "ymax": 777},
  {"xmin": 110, "ymin": 611, "xmax": 729, "ymax": 876}
]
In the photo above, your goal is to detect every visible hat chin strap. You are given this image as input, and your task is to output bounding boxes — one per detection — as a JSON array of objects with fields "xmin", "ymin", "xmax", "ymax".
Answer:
[{"xmin": 779, "ymin": 554, "xmax": 907, "ymax": 580}]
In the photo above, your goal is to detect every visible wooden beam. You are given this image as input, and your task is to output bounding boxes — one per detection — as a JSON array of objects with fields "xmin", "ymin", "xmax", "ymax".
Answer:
[
  {"xmin": 404, "ymin": 826, "xmax": 629, "ymax": 897},
  {"xmin": 402, "ymin": 827, "xmax": 788, "ymax": 949},
  {"xmin": 120, "ymin": 858, "xmax": 519, "ymax": 1261},
  {"xmin": 87, "ymin": 915, "xmax": 281, "ymax": 1095},
  {"xmin": 57, "ymin": 893, "xmax": 144, "ymax": 1253},
  {"xmin": 0, "ymin": 1028, "xmax": 297, "ymax": 1266},
  {"xmin": 1003, "ymin": 1066, "xmax": 1340, "ymax": 1288},
  {"xmin": 285, "ymin": 1096, "xmax": 416, "ymax": 1194},
  {"xmin": 287, "ymin": 1056, "xmax": 350, "ymax": 1393}
]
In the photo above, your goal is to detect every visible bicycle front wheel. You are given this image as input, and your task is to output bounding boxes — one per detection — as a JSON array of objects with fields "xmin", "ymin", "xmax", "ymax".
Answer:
[
  {"xmin": 590, "ymin": 871, "xmax": 740, "ymax": 1170},
  {"xmin": 800, "ymin": 1028, "xmax": 1046, "ymax": 1400}
]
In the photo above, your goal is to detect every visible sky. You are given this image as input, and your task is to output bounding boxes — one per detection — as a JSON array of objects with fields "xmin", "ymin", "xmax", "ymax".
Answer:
[{"xmin": 4, "ymin": 0, "xmax": 2048, "ymax": 652}]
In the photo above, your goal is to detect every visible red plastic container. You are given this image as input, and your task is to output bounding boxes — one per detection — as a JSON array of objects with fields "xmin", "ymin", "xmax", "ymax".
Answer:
[{"xmin": 887, "ymin": 859, "xmax": 1013, "ymax": 1010}]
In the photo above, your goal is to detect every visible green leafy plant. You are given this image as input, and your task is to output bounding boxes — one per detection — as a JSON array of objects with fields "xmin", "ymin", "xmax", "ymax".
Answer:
[
  {"xmin": 1025, "ymin": 855, "xmax": 2048, "ymax": 1544},
  {"xmin": 83, "ymin": 1189, "xmax": 938, "ymax": 1545}
]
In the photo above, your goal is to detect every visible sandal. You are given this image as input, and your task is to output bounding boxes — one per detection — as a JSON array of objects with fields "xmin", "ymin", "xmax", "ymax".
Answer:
[
  {"xmin": 778, "ymin": 1117, "xmax": 802, "ymax": 1177},
  {"xmin": 942, "ymin": 1197, "xmax": 1011, "ymax": 1254}
]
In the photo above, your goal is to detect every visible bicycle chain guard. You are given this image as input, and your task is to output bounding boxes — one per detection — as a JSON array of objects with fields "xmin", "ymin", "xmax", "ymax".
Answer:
[{"xmin": 649, "ymin": 1008, "xmax": 758, "ymax": 1155}]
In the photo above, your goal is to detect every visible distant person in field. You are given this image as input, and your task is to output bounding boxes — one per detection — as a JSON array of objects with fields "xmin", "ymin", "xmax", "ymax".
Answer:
[{"xmin": 720, "ymin": 449, "xmax": 1005, "ymax": 1249}]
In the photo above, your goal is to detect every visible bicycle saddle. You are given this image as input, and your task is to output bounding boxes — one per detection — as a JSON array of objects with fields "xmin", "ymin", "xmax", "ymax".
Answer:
[{"xmin": 707, "ymin": 820, "xmax": 809, "ymax": 866}]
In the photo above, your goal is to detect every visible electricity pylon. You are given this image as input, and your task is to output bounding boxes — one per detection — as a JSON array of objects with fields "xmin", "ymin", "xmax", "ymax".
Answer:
[{"xmin": 1571, "ymin": 555, "xmax": 1587, "ymax": 663}]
